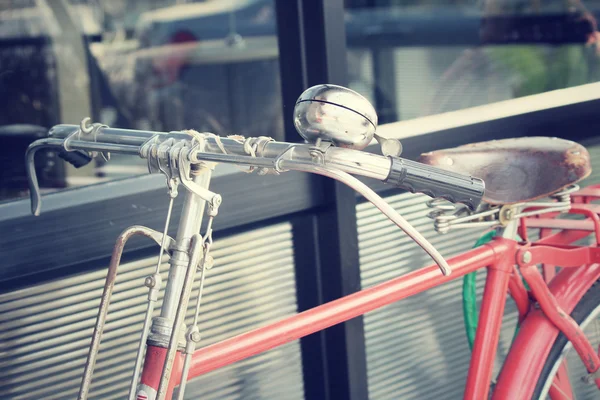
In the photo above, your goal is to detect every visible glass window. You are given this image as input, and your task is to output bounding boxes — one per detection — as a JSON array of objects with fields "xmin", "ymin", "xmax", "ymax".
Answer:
[
  {"xmin": 345, "ymin": 0, "xmax": 600, "ymax": 122},
  {"xmin": 0, "ymin": 0, "xmax": 282, "ymax": 201}
]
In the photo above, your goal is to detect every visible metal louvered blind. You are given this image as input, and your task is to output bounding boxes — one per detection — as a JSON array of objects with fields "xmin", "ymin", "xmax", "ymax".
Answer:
[
  {"xmin": 0, "ymin": 222, "xmax": 304, "ymax": 400},
  {"xmin": 358, "ymin": 192, "xmax": 507, "ymax": 400},
  {"xmin": 358, "ymin": 142, "xmax": 600, "ymax": 400}
]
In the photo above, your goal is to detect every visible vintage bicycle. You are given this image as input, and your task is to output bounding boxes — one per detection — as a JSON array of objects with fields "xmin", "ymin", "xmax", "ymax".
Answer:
[{"xmin": 24, "ymin": 85, "xmax": 600, "ymax": 399}]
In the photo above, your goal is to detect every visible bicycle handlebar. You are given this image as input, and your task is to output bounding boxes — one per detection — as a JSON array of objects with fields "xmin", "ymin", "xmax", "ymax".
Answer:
[
  {"xmin": 385, "ymin": 157, "xmax": 484, "ymax": 212},
  {"xmin": 29, "ymin": 123, "xmax": 484, "ymax": 210},
  {"xmin": 31, "ymin": 87, "xmax": 486, "ymax": 400},
  {"xmin": 25, "ymin": 120, "xmax": 485, "ymax": 277}
]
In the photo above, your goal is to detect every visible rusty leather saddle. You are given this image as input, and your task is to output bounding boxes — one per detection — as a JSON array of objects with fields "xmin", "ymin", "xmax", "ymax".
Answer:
[{"xmin": 418, "ymin": 137, "xmax": 591, "ymax": 205}]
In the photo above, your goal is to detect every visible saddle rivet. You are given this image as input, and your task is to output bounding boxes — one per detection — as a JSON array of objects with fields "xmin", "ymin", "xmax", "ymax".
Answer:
[{"xmin": 522, "ymin": 251, "xmax": 532, "ymax": 264}]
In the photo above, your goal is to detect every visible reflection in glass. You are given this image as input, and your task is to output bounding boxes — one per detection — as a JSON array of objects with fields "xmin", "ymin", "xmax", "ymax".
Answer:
[
  {"xmin": 0, "ymin": 0, "xmax": 282, "ymax": 200},
  {"xmin": 345, "ymin": 0, "xmax": 600, "ymax": 121}
]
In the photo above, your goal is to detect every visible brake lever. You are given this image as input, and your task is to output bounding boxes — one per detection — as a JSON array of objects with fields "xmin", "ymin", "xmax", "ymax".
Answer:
[
  {"xmin": 25, "ymin": 138, "xmax": 64, "ymax": 216},
  {"xmin": 281, "ymin": 159, "xmax": 452, "ymax": 276}
]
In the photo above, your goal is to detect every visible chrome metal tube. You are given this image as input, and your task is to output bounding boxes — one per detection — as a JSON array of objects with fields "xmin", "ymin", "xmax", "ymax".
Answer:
[
  {"xmin": 29, "ymin": 137, "xmax": 141, "ymax": 154},
  {"xmin": 127, "ymin": 304, "xmax": 154, "ymax": 399},
  {"xmin": 196, "ymin": 140, "xmax": 391, "ymax": 180},
  {"xmin": 128, "ymin": 198, "xmax": 176, "ymax": 400},
  {"xmin": 42, "ymin": 125, "xmax": 393, "ymax": 181},
  {"xmin": 189, "ymin": 143, "xmax": 392, "ymax": 181},
  {"xmin": 26, "ymin": 141, "xmax": 56, "ymax": 215},
  {"xmin": 323, "ymin": 147, "xmax": 390, "ymax": 180},
  {"xmin": 67, "ymin": 140, "xmax": 140, "ymax": 154},
  {"xmin": 177, "ymin": 242, "xmax": 210, "ymax": 399},
  {"xmin": 278, "ymin": 160, "xmax": 452, "ymax": 275},
  {"xmin": 188, "ymin": 151, "xmax": 276, "ymax": 169},
  {"xmin": 49, "ymin": 124, "xmax": 160, "ymax": 145},
  {"xmin": 177, "ymin": 355, "xmax": 193, "ymax": 400},
  {"xmin": 157, "ymin": 233, "xmax": 205, "ymax": 400},
  {"xmin": 161, "ymin": 170, "xmax": 212, "ymax": 322},
  {"xmin": 498, "ymin": 213, "xmax": 521, "ymax": 239}
]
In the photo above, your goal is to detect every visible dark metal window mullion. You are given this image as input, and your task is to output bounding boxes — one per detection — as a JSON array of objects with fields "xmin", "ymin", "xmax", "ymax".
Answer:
[{"xmin": 275, "ymin": 1, "xmax": 369, "ymax": 399}]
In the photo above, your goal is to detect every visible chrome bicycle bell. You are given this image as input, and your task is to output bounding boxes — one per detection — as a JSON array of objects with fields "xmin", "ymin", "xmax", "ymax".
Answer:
[{"xmin": 293, "ymin": 84, "xmax": 377, "ymax": 150}]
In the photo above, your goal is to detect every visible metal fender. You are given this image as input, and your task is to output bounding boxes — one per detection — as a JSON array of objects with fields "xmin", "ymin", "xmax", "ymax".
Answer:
[{"xmin": 493, "ymin": 263, "xmax": 600, "ymax": 399}]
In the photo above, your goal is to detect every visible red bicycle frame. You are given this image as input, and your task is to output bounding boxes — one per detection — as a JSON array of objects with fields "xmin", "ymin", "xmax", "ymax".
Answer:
[{"xmin": 139, "ymin": 190, "xmax": 600, "ymax": 400}]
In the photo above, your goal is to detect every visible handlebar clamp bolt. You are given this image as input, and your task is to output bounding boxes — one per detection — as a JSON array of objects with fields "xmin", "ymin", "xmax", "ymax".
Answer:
[
  {"xmin": 144, "ymin": 276, "xmax": 156, "ymax": 288},
  {"xmin": 521, "ymin": 251, "xmax": 532, "ymax": 264},
  {"xmin": 201, "ymin": 255, "xmax": 214, "ymax": 270},
  {"xmin": 211, "ymin": 195, "xmax": 222, "ymax": 210},
  {"xmin": 190, "ymin": 331, "xmax": 201, "ymax": 343}
]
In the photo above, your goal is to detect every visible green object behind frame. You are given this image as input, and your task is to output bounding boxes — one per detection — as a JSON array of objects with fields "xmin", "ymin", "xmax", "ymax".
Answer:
[
  {"xmin": 463, "ymin": 230, "xmax": 497, "ymax": 350},
  {"xmin": 463, "ymin": 229, "xmax": 525, "ymax": 350}
]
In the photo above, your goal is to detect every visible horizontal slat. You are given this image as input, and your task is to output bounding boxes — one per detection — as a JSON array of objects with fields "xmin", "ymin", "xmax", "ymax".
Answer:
[
  {"xmin": 358, "ymin": 143, "xmax": 600, "ymax": 399},
  {"xmin": 0, "ymin": 222, "xmax": 304, "ymax": 400},
  {"xmin": 0, "ymin": 170, "xmax": 322, "ymax": 286},
  {"xmin": 357, "ymin": 190, "xmax": 518, "ymax": 400}
]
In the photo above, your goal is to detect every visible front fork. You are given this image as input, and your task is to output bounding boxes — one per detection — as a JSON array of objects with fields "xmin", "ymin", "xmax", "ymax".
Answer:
[
  {"xmin": 76, "ymin": 164, "xmax": 219, "ymax": 400},
  {"xmin": 137, "ymin": 166, "xmax": 219, "ymax": 400}
]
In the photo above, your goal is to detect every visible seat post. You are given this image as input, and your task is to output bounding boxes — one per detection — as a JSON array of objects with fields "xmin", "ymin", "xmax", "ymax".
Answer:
[{"xmin": 497, "ymin": 216, "xmax": 521, "ymax": 240}]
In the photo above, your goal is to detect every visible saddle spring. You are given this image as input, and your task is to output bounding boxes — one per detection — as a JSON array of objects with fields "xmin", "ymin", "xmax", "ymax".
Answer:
[
  {"xmin": 426, "ymin": 185, "xmax": 580, "ymax": 234},
  {"xmin": 426, "ymin": 200, "xmax": 499, "ymax": 234},
  {"xmin": 552, "ymin": 184, "xmax": 580, "ymax": 204}
]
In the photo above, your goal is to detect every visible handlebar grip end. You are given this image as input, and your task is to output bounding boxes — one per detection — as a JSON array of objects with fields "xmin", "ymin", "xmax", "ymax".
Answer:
[
  {"xmin": 26, "ymin": 139, "xmax": 62, "ymax": 216},
  {"xmin": 385, "ymin": 157, "xmax": 485, "ymax": 211},
  {"xmin": 31, "ymin": 197, "xmax": 41, "ymax": 217},
  {"xmin": 26, "ymin": 170, "xmax": 42, "ymax": 216},
  {"xmin": 58, "ymin": 149, "xmax": 93, "ymax": 168},
  {"xmin": 25, "ymin": 148, "xmax": 43, "ymax": 216}
]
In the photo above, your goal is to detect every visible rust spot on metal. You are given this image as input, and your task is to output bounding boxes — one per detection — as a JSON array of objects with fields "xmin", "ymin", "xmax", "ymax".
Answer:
[
  {"xmin": 588, "ymin": 355, "xmax": 596, "ymax": 371},
  {"xmin": 565, "ymin": 144, "xmax": 590, "ymax": 168}
]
